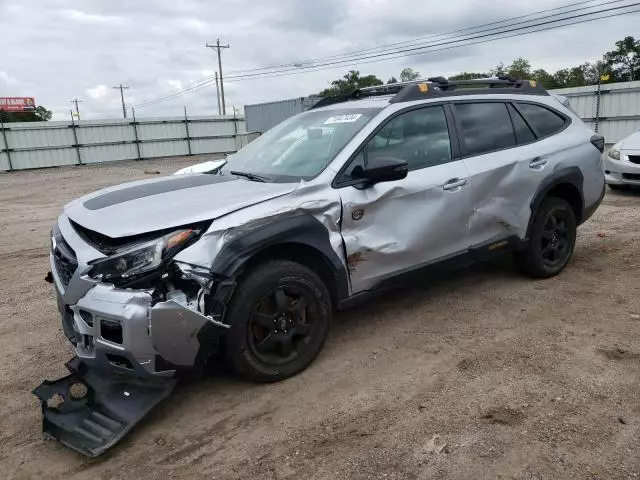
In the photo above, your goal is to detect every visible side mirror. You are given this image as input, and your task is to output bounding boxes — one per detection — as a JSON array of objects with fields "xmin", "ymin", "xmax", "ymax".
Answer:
[{"xmin": 363, "ymin": 157, "xmax": 408, "ymax": 184}]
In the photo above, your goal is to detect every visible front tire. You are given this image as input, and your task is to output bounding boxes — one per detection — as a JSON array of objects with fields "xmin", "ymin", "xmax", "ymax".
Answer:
[
  {"xmin": 224, "ymin": 260, "xmax": 331, "ymax": 383},
  {"xmin": 516, "ymin": 197, "xmax": 577, "ymax": 278}
]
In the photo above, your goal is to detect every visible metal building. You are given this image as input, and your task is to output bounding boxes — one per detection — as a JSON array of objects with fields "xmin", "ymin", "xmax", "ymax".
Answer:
[
  {"xmin": 244, "ymin": 97, "xmax": 319, "ymax": 133},
  {"xmin": 550, "ymin": 80, "xmax": 640, "ymax": 146}
]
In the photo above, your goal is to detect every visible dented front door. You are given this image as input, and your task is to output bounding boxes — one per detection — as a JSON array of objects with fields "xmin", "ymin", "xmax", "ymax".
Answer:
[{"xmin": 338, "ymin": 105, "xmax": 471, "ymax": 294}]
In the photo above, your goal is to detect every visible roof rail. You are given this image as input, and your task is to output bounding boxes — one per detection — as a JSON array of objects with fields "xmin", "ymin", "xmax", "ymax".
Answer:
[{"xmin": 308, "ymin": 77, "xmax": 548, "ymax": 110}]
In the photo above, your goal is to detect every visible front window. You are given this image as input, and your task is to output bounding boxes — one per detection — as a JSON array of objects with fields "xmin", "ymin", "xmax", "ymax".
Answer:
[{"xmin": 222, "ymin": 107, "xmax": 382, "ymax": 182}]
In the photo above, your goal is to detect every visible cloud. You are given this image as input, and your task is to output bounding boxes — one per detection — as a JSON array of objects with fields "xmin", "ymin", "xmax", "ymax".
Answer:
[
  {"xmin": 86, "ymin": 85, "xmax": 110, "ymax": 99},
  {"xmin": 1, "ymin": 0, "xmax": 638, "ymax": 119},
  {"xmin": 64, "ymin": 9, "xmax": 124, "ymax": 24}
]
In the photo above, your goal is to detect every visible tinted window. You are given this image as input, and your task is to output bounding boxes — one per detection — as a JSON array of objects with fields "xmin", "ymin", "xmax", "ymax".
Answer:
[
  {"xmin": 364, "ymin": 106, "xmax": 452, "ymax": 171},
  {"xmin": 507, "ymin": 104, "xmax": 536, "ymax": 144},
  {"xmin": 455, "ymin": 103, "xmax": 516, "ymax": 156},
  {"xmin": 516, "ymin": 102, "xmax": 566, "ymax": 138}
]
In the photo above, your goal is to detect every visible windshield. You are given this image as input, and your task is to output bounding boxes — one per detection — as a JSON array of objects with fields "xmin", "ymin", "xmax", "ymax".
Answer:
[{"xmin": 222, "ymin": 107, "xmax": 382, "ymax": 182}]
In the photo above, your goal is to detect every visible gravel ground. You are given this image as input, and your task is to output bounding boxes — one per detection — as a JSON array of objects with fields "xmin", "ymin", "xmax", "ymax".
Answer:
[{"xmin": 1, "ymin": 157, "xmax": 640, "ymax": 480}]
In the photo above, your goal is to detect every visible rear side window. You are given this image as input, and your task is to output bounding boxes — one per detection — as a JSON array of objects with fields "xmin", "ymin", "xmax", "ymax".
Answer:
[
  {"xmin": 454, "ymin": 103, "xmax": 516, "ymax": 156},
  {"xmin": 516, "ymin": 102, "xmax": 566, "ymax": 138},
  {"xmin": 507, "ymin": 104, "xmax": 536, "ymax": 144}
]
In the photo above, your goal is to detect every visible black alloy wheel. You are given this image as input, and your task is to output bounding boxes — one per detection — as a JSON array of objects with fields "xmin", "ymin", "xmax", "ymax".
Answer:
[
  {"xmin": 224, "ymin": 260, "xmax": 331, "ymax": 382},
  {"xmin": 248, "ymin": 286, "xmax": 314, "ymax": 365},
  {"xmin": 515, "ymin": 197, "xmax": 577, "ymax": 278}
]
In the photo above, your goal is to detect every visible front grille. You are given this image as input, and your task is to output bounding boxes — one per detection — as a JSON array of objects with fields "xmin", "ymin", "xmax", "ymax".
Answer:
[
  {"xmin": 53, "ymin": 235, "xmax": 78, "ymax": 287},
  {"xmin": 628, "ymin": 155, "xmax": 640, "ymax": 165}
]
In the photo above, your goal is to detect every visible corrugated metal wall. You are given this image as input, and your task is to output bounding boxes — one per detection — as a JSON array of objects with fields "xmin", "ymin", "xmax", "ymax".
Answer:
[
  {"xmin": 550, "ymin": 80, "xmax": 640, "ymax": 145},
  {"xmin": 0, "ymin": 115, "xmax": 247, "ymax": 171},
  {"xmin": 245, "ymin": 96, "xmax": 319, "ymax": 133}
]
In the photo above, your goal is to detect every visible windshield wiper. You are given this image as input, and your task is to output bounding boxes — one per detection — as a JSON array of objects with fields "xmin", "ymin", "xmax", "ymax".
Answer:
[{"xmin": 229, "ymin": 170, "xmax": 270, "ymax": 183}]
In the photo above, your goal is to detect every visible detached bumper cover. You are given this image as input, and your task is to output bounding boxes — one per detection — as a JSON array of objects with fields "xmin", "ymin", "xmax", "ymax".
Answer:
[{"xmin": 32, "ymin": 357, "xmax": 176, "ymax": 457}]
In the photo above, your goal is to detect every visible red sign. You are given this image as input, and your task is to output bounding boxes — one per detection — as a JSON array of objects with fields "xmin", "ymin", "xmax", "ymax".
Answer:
[{"xmin": 0, "ymin": 97, "xmax": 36, "ymax": 112}]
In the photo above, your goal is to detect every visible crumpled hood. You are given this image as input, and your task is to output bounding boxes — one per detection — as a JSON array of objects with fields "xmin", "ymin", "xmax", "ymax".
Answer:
[
  {"xmin": 65, "ymin": 174, "xmax": 298, "ymax": 238},
  {"xmin": 620, "ymin": 132, "xmax": 640, "ymax": 151}
]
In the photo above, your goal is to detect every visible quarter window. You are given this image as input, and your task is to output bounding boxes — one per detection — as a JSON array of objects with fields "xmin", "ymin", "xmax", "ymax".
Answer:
[
  {"xmin": 516, "ymin": 102, "xmax": 566, "ymax": 138},
  {"xmin": 507, "ymin": 104, "xmax": 536, "ymax": 144},
  {"xmin": 454, "ymin": 102, "xmax": 516, "ymax": 156}
]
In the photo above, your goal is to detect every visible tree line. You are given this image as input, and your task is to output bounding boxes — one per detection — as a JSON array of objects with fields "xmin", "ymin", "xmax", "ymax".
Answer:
[{"xmin": 318, "ymin": 36, "xmax": 639, "ymax": 96}]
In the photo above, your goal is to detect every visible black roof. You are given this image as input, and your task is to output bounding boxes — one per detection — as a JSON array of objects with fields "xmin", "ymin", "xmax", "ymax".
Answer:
[{"xmin": 309, "ymin": 76, "xmax": 548, "ymax": 110}]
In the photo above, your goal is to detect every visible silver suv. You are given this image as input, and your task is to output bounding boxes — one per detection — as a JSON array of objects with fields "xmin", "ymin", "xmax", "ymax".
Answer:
[{"xmin": 48, "ymin": 78, "xmax": 605, "ymax": 385}]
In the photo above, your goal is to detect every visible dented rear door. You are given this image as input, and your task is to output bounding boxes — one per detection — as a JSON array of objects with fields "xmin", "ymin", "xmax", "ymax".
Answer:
[
  {"xmin": 337, "ymin": 104, "xmax": 472, "ymax": 294},
  {"xmin": 451, "ymin": 101, "xmax": 540, "ymax": 246}
]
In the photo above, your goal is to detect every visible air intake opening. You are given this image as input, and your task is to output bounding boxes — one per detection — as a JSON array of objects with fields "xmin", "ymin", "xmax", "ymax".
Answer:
[{"xmin": 100, "ymin": 319, "xmax": 123, "ymax": 344}]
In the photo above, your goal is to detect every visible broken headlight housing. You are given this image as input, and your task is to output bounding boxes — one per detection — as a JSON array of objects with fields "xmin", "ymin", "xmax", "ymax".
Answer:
[{"xmin": 89, "ymin": 229, "xmax": 200, "ymax": 281}]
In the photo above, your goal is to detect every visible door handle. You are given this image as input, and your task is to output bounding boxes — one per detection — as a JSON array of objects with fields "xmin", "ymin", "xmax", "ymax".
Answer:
[
  {"xmin": 443, "ymin": 178, "xmax": 467, "ymax": 191},
  {"xmin": 529, "ymin": 157, "xmax": 548, "ymax": 169}
]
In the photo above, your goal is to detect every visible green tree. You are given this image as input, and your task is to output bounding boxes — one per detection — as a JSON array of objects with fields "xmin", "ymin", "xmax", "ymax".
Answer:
[
  {"xmin": 532, "ymin": 69, "xmax": 558, "ymax": 89},
  {"xmin": 387, "ymin": 76, "xmax": 399, "ymax": 84},
  {"xmin": 490, "ymin": 62, "xmax": 506, "ymax": 77},
  {"xmin": 318, "ymin": 70, "xmax": 383, "ymax": 96},
  {"xmin": 448, "ymin": 72, "xmax": 489, "ymax": 80},
  {"xmin": 0, "ymin": 105, "xmax": 53, "ymax": 123},
  {"xmin": 603, "ymin": 36, "xmax": 640, "ymax": 81},
  {"xmin": 506, "ymin": 58, "xmax": 532, "ymax": 79},
  {"xmin": 399, "ymin": 67, "xmax": 421, "ymax": 82}
]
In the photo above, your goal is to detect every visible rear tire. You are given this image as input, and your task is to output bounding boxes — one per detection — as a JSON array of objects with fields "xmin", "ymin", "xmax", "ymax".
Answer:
[
  {"xmin": 224, "ymin": 260, "xmax": 331, "ymax": 383},
  {"xmin": 515, "ymin": 197, "xmax": 577, "ymax": 278}
]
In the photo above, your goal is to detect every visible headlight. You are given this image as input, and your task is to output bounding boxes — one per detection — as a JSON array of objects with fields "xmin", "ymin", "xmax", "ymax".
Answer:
[
  {"xmin": 89, "ymin": 229, "xmax": 199, "ymax": 280},
  {"xmin": 608, "ymin": 147, "xmax": 620, "ymax": 160}
]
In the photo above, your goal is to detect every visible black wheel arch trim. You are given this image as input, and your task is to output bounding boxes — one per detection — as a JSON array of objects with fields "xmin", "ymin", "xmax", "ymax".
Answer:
[
  {"xmin": 527, "ymin": 166, "xmax": 584, "ymax": 238},
  {"xmin": 210, "ymin": 214, "xmax": 350, "ymax": 305}
]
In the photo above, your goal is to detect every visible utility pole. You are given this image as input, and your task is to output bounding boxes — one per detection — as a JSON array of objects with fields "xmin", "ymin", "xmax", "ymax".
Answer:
[
  {"xmin": 112, "ymin": 84, "xmax": 130, "ymax": 119},
  {"xmin": 70, "ymin": 98, "xmax": 83, "ymax": 121},
  {"xmin": 215, "ymin": 71, "xmax": 222, "ymax": 115},
  {"xmin": 206, "ymin": 39, "xmax": 230, "ymax": 114}
]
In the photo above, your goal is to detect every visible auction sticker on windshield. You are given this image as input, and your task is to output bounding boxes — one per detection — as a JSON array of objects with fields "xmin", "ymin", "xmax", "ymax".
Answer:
[{"xmin": 324, "ymin": 114, "xmax": 362, "ymax": 124}]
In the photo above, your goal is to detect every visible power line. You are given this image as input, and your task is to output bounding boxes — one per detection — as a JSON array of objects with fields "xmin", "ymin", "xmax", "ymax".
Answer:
[
  {"xmin": 227, "ymin": 6, "xmax": 640, "ymax": 83},
  {"xmin": 225, "ymin": 0, "xmax": 638, "ymax": 81},
  {"xmin": 223, "ymin": 0, "xmax": 619, "ymax": 75},
  {"xmin": 134, "ymin": 0, "xmax": 615, "ymax": 107},
  {"xmin": 132, "ymin": 2, "xmax": 639, "ymax": 108},
  {"xmin": 112, "ymin": 84, "xmax": 130, "ymax": 118}
]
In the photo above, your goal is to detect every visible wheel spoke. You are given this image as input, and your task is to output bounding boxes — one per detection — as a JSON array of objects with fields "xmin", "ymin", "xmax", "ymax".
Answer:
[
  {"xmin": 557, "ymin": 219, "xmax": 567, "ymax": 234},
  {"xmin": 256, "ymin": 333, "xmax": 277, "ymax": 353},
  {"xmin": 279, "ymin": 335, "xmax": 294, "ymax": 356},
  {"xmin": 541, "ymin": 244, "xmax": 553, "ymax": 256},
  {"xmin": 540, "ymin": 231, "xmax": 553, "ymax": 241},
  {"xmin": 253, "ymin": 312, "xmax": 275, "ymax": 329},
  {"xmin": 294, "ymin": 323, "xmax": 311, "ymax": 337},
  {"xmin": 274, "ymin": 289, "xmax": 288, "ymax": 312},
  {"xmin": 288, "ymin": 297, "xmax": 307, "ymax": 317},
  {"xmin": 549, "ymin": 215, "xmax": 558, "ymax": 228}
]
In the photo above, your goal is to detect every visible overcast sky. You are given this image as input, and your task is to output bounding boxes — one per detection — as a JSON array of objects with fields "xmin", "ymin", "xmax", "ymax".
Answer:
[{"xmin": 1, "ymin": 0, "xmax": 638, "ymax": 120}]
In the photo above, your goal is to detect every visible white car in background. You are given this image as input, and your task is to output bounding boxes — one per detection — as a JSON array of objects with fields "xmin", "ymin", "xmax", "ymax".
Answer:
[{"xmin": 605, "ymin": 131, "xmax": 640, "ymax": 189}]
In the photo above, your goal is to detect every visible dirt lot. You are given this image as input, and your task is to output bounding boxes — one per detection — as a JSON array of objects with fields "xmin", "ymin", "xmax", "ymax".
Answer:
[{"xmin": 1, "ymin": 157, "xmax": 640, "ymax": 480}]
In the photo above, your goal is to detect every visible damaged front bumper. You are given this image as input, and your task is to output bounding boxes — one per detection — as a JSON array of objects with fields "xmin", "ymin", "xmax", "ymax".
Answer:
[
  {"xmin": 37, "ymin": 215, "xmax": 234, "ymax": 456},
  {"xmin": 57, "ymin": 282, "xmax": 229, "ymax": 378}
]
